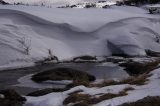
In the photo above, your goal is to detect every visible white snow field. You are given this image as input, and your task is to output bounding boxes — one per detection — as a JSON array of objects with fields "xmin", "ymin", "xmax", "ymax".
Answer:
[
  {"xmin": 4, "ymin": 0, "xmax": 119, "ymax": 6},
  {"xmin": 0, "ymin": 5, "xmax": 160, "ymax": 68},
  {"xmin": 24, "ymin": 67, "xmax": 160, "ymax": 106}
]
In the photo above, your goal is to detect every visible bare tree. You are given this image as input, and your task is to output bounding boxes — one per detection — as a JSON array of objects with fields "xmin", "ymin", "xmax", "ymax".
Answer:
[
  {"xmin": 48, "ymin": 49, "xmax": 53, "ymax": 60},
  {"xmin": 18, "ymin": 36, "xmax": 31, "ymax": 55},
  {"xmin": 47, "ymin": 49, "xmax": 59, "ymax": 62}
]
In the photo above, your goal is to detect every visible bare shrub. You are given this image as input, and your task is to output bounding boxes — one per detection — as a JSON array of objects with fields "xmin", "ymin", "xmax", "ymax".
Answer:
[{"xmin": 18, "ymin": 36, "xmax": 31, "ymax": 55}]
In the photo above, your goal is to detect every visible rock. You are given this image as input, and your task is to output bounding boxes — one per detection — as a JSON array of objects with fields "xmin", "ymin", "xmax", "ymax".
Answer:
[
  {"xmin": 73, "ymin": 55, "xmax": 97, "ymax": 62},
  {"xmin": 0, "ymin": 89, "xmax": 26, "ymax": 106},
  {"xmin": 0, "ymin": 0, "xmax": 9, "ymax": 5},
  {"xmin": 0, "ymin": 89, "xmax": 26, "ymax": 101},
  {"xmin": 31, "ymin": 68, "xmax": 96, "ymax": 82},
  {"xmin": 145, "ymin": 49, "xmax": 160, "ymax": 57}
]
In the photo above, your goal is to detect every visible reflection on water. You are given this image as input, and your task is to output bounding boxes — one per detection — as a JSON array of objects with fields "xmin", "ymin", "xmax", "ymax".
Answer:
[
  {"xmin": 16, "ymin": 62, "xmax": 129, "ymax": 89},
  {"xmin": 51, "ymin": 62, "xmax": 129, "ymax": 80}
]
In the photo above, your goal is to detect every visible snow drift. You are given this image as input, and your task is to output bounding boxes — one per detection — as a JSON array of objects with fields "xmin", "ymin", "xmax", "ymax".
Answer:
[{"xmin": 0, "ymin": 5, "xmax": 160, "ymax": 67}]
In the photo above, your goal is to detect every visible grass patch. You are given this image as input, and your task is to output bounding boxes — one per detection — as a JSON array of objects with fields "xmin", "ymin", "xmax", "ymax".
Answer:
[
  {"xmin": 27, "ymin": 70, "xmax": 149, "ymax": 97},
  {"xmin": 63, "ymin": 87, "xmax": 134, "ymax": 106},
  {"xmin": 66, "ymin": 80, "xmax": 90, "ymax": 89},
  {"xmin": 31, "ymin": 68, "xmax": 95, "ymax": 83},
  {"xmin": 119, "ymin": 96, "xmax": 160, "ymax": 106},
  {"xmin": 91, "ymin": 73, "xmax": 150, "ymax": 87},
  {"xmin": 119, "ymin": 59, "xmax": 160, "ymax": 75}
]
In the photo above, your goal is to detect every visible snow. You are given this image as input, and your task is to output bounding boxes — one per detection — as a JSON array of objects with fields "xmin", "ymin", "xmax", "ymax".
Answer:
[
  {"xmin": 24, "ymin": 84, "xmax": 130, "ymax": 106},
  {"xmin": 129, "ymin": 57, "xmax": 159, "ymax": 63},
  {"xmin": 145, "ymin": 4, "xmax": 160, "ymax": 8},
  {"xmin": 25, "ymin": 92, "xmax": 65, "ymax": 106},
  {"xmin": 95, "ymin": 68, "xmax": 160, "ymax": 106},
  {"xmin": 0, "ymin": 5, "xmax": 160, "ymax": 68},
  {"xmin": 0, "ymin": 2, "xmax": 160, "ymax": 106},
  {"xmin": 14, "ymin": 74, "xmax": 70, "ymax": 89},
  {"xmin": 81, "ymin": 84, "xmax": 130, "ymax": 95},
  {"xmin": 24, "ymin": 67, "xmax": 160, "ymax": 106},
  {"xmin": 4, "ymin": 0, "xmax": 118, "ymax": 7}
]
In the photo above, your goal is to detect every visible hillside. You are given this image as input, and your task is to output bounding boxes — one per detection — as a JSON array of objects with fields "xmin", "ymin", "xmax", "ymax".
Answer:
[
  {"xmin": 0, "ymin": 5, "xmax": 160, "ymax": 68},
  {"xmin": 0, "ymin": 2, "xmax": 160, "ymax": 106}
]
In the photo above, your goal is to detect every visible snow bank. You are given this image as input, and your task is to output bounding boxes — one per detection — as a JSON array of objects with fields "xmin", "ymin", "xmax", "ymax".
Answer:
[
  {"xmin": 24, "ymin": 84, "xmax": 130, "ymax": 106},
  {"xmin": 24, "ymin": 67, "xmax": 160, "ymax": 106},
  {"xmin": 0, "ymin": 5, "xmax": 160, "ymax": 68},
  {"xmin": 95, "ymin": 67, "xmax": 160, "ymax": 106}
]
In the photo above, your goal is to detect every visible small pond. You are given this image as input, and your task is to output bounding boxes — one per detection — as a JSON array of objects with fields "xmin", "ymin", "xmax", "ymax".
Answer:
[{"xmin": 0, "ymin": 62, "xmax": 129, "ymax": 95}]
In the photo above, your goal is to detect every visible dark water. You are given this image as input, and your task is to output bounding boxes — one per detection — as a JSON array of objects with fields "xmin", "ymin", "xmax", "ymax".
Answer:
[
  {"xmin": 51, "ymin": 63, "xmax": 129, "ymax": 79},
  {"xmin": 0, "ymin": 63, "xmax": 129, "ymax": 95}
]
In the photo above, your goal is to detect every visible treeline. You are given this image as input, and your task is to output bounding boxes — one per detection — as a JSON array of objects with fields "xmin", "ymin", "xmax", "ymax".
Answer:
[
  {"xmin": 129, "ymin": 0, "xmax": 160, "ymax": 4},
  {"xmin": 117, "ymin": 0, "xmax": 160, "ymax": 6}
]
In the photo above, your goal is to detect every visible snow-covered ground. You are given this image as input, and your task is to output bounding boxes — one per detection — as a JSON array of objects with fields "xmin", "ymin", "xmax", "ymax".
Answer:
[
  {"xmin": 4, "ymin": 0, "xmax": 119, "ymax": 7},
  {"xmin": 24, "ymin": 67, "xmax": 160, "ymax": 106},
  {"xmin": 0, "ymin": 5, "xmax": 160, "ymax": 68},
  {"xmin": 0, "ymin": 2, "xmax": 160, "ymax": 106}
]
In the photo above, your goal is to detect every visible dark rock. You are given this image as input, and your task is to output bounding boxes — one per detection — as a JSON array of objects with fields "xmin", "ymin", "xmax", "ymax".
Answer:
[
  {"xmin": 0, "ymin": 89, "xmax": 26, "ymax": 101},
  {"xmin": 70, "ymin": 5, "xmax": 77, "ymax": 8},
  {"xmin": 27, "ymin": 88, "xmax": 67, "ymax": 97},
  {"xmin": 0, "ymin": 89, "xmax": 26, "ymax": 106},
  {"xmin": 102, "ymin": 5, "xmax": 110, "ymax": 8},
  {"xmin": 31, "ymin": 68, "xmax": 96, "ymax": 82},
  {"xmin": 145, "ymin": 49, "xmax": 160, "ymax": 57},
  {"xmin": 0, "ymin": 99, "xmax": 23, "ymax": 106},
  {"xmin": 105, "ymin": 57, "xmax": 125, "ymax": 63},
  {"xmin": 0, "ymin": 0, "xmax": 9, "ymax": 5},
  {"xmin": 73, "ymin": 55, "xmax": 97, "ymax": 61},
  {"xmin": 84, "ymin": 4, "xmax": 96, "ymax": 8}
]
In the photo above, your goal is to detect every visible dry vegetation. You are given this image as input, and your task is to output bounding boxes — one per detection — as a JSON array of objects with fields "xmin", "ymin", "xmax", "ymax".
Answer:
[
  {"xmin": 119, "ymin": 58, "xmax": 160, "ymax": 75},
  {"xmin": 90, "ymin": 73, "xmax": 151, "ymax": 87},
  {"xmin": 0, "ymin": 89, "xmax": 26, "ymax": 106},
  {"xmin": 63, "ymin": 87, "xmax": 134, "ymax": 106},
  {"xmin": 27, "ymin": 71, "xmax": 150, "ymax": 97},
  {"xmin": 31, "ymin": 68, "xmax": 95, "ymax": 83},
  {"xmin": 119, "ymin": 96, "xmax": 160, "ymax": 106}
]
